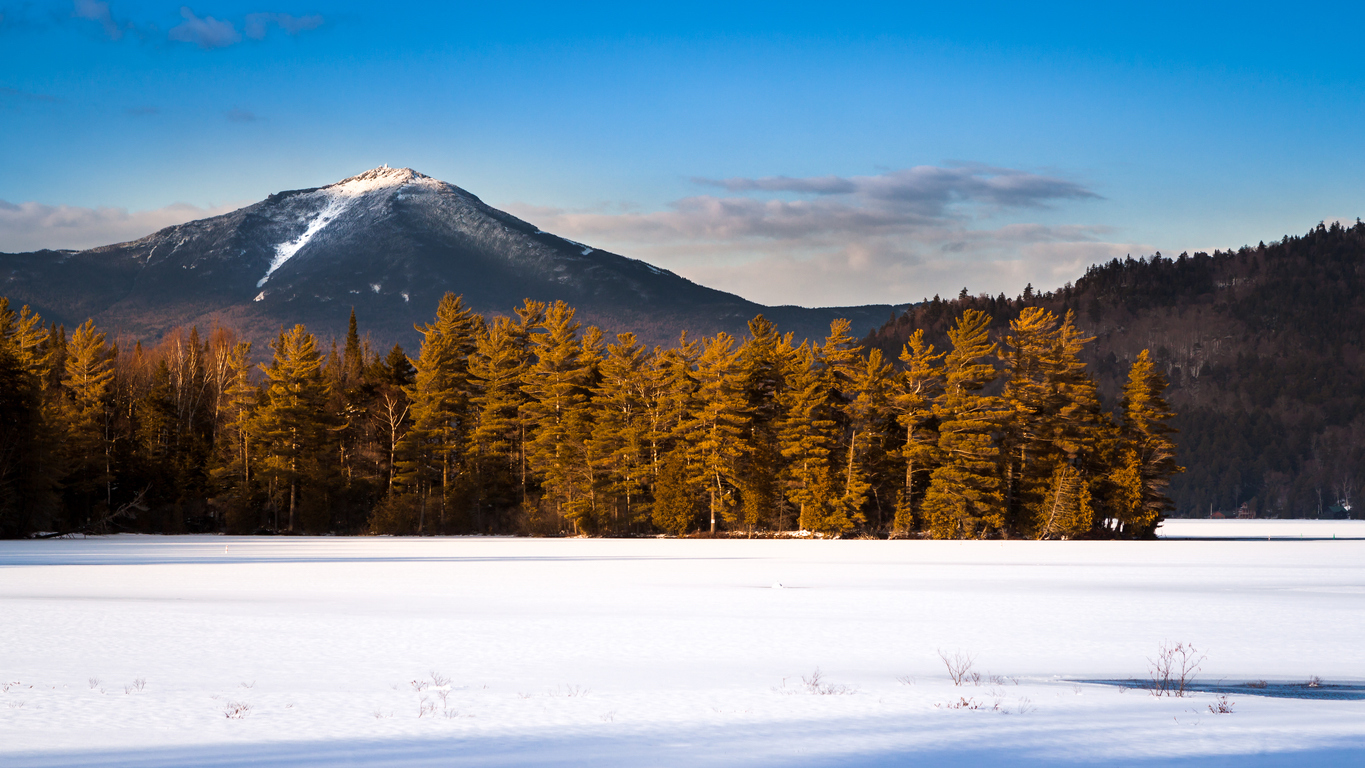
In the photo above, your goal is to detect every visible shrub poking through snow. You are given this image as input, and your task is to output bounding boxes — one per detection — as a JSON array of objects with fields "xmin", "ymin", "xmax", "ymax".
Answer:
[
  {"xmin": 939, "ymin": 649, "xmax": 977, "ymax": 686},
  {"xmin": 802, "ymin": 669, "xmax": 856, "ymax": 695},
  {"xmin": 223, "ymin": 701, "xmax": 252, "ymax": 719},
  {"xmin": 1147, "ymin": 641, "xmax": 1204, "ymax": 697},
  {"xmin": 774, "ymin": 669, "xmax": 857, "ymax": 695},
  {"xmin": 1208, "ymin": 694, "xmax": 1235, "ymax": 714}
]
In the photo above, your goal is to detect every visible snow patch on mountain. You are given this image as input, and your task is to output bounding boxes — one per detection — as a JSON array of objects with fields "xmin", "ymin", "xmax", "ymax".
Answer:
[{"xmin": 257, "ymin": 195, "xmax": 351, "ymax": 287}]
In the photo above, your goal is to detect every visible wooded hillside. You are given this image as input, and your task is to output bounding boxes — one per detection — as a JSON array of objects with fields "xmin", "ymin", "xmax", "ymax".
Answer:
[{"xmin": 866, "ymin": 219, "xmax": 1365, "ymax": 519}]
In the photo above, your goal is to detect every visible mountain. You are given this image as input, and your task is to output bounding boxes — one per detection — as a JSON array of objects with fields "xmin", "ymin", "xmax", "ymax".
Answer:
[
  {"xmin": 0, "ymin": 166, "xmax": 906, "ymax": 348},
  {"xmin": 864, "ymin": 220, "xmax": 1365, "ymax": 520}
]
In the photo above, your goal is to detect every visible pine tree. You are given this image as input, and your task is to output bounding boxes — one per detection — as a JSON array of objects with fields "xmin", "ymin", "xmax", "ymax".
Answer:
[
  {"xmin": 397, "ymin": 293, "xmax": 481, "ymax": 532},
  {"xmin": 469, "ymin": 316, "xmax": 531, "ymax": 527},
  {"xmin": 591, "ymin": 332, "xmax": 653, "ymax": 533},
  {"xmin": 820, "ymin": 319, "xmax": 868, "ymax": 535},
  {"xmin": 1112, "ymin": 350, "xmax": 1182, "ymax": 538},
  {"xmin": 651, "ymin": 448, "xmax": 697, "ymax": 535},
  {"xmin": 891, "ymin": 330, "xmax": 943, "ymax": 535},
  {"xmin": 648, "ymin": 332, "xmax": 699, "ymax": 475},
  {"xmin": 690, "ymin": 332, "xmax": 746, "ymax": 532},
  {"xmin": 778, "ymin": 343, "xmax": 837, "ymax": 534},
  {"xmin": 735, "ymin": 316, "xmax": 787, "ymax": 532},
  {"xmin": 1034, "ymin": 464, "xmax": 1093, "ymax": 539},
  {"xmin": 520, "ymin": 301, "xmax": 592, "ymax": 532},
  {"xmin": 209, "ymin": 341, "xmax": 257, "ymax": 530},
  {"xmin": 922, "ymin": 310, "xmax": 1010, "ymax": 538},
  {"xmin": 343, "ymin": 308, "xmax": 365, "ymax": 386},
  {"xmin": 839, "ymin": 348, "xmax": 893, "ymax": 530},
  {"xmin": 254, "ymin": 325, "xmax": 331, "ymax": 532},
  {"xmin": 0, "ymin": 300, "xmax": 52, "ymax": 536},
  {"xmin": 62, "ymin": 319, "xmax": 115, "ymax": 524}
]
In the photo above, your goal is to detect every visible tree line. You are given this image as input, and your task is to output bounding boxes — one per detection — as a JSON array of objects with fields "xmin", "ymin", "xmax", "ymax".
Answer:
[
  {"xmin": 866, "ymin": 219, "xmax": 1365, "ymax": 519},
  {"xmin": 0, "ymin": 293, "xmax": 1180, "ymax": 539}
]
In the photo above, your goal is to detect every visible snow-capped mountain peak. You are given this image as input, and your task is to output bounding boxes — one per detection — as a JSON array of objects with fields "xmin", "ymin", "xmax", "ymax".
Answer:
[
  {"xmin": 256, "ymin": 167, "xmax": 442, "ymax": 287},
  {"xmin": 323, "ymin": 166, "xmax": 437, "ymax": 197}
]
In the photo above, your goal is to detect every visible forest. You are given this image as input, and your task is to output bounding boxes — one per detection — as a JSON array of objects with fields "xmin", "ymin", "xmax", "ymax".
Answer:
[
  {"xmin": 0, "ymin": 291, "xmax": 1179, "ymax": 540},
  {"xmin": 866, "ymin": 220, "xmax": 1365, "ymax": 519}
]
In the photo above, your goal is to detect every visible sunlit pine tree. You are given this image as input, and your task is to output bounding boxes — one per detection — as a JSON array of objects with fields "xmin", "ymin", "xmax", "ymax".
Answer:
[
  {"xmin": 922, "ymin": 310, "xmax": 1011, "ymax": 538},
  {"xmin": 689, "ymin": 332, "xmax": 746, "ymax": 533},
  {"xmin": 254, "ymin": 324, "xmax": 331, "ymax": 532},
  {"xmin": 1112, "ymin": 350, "xmax": 1182, "ymax": 538},
  {"xmin": 890, "ymin": 330, "xmax": 943, "ymax": 535}
]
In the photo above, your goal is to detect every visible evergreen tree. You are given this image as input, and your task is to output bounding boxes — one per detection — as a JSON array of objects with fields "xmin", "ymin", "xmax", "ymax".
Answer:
[
  {"xmin": 61, "ymin": 319, "xmax": 115, "ymax": 525},
  {"xmin": 254, "ymin": 325, "xmax": 331, "ymax": 532},
  {"xmin": 343, "ymin": 307, "xmax": 365, "ymax": 386},
  {"xmin": 397, "ymin": 293, "xmax": 481, "ymax": 532},
  {"xmin": 591, "ymin": 332, "xmax": 653, "ymax": 533},
  {"xmin": 521, "ymin": 301, "xmax": 592, "ymax": 532},
  {"xmin": 922, "ymin": 310, "xmax": 1011, "ymax": 538},
  {"xmin": 468, "ymin": 316, "xmax": 531, "ymax": 528},
  {"xmin": 690, "ymin": 332, "xmax": 746, "ymax": 532},
  {"xmin": 735, "ymin": 316, "xmax": 787, "ymax": 532},
  {"xmin": 820, "ymin": 319, "xmax": 867, "ymax": 535},
  {"xmin": 1112, "ymin": 350, "xmax": 1182, "ymax": 537},
  {"xmin": 0, "ymin": 300, "xmax": 52, "ymax": 536},
  {"xmin": 651, "ymin": 448, "xmax": 698, "ymax": 535},
  {"xmin": 778, "ymin": 343, "xmax": 838, "ymax": 534},
  {"xmin": 649, "ymin": 332, "xmax": 699, "ymax": 474},
  {"xmin": 891, "ymin": 330, "xmax": 943, "ymax": 535},
  {"xmin": 209, "ymin": 341, "xmax": 257, "ymax": 531},
  {"xmin": 840, "ymin": 348, "xmax": 893, "ymax": 530}
]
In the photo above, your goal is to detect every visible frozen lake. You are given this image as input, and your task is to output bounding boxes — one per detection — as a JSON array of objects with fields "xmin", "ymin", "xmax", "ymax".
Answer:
[{"xmin": 3, "ymin": 526, "xmax": 1363, "ymax": 766}]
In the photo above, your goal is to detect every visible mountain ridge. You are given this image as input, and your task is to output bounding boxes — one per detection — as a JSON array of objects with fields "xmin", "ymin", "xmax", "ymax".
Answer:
[{"xmin": 1, "ymin": 167, "xmax": 908, "ymax": 348}]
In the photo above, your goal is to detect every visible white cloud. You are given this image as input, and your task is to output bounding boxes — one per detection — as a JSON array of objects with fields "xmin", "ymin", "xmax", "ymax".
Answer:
[
  {"xmin": 506, "ymin": 166, "xmax": 1142, "ymax": 307},
  {"xmin": 0, "ymin": 199, "xmax": 245, "ymax": 252},
  {"xmin": 168, "ymin": 6, "xmax": 241, "ymax": 49}
]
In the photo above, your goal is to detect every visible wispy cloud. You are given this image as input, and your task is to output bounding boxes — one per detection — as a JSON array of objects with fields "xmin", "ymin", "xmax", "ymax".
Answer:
[
  {"xmin": 64, "ymin": 3, "xmax": 325, "ymax": 48},
  {"xmin": 244, "ymin": 11, "xmax": 322, "ymax": 39},
  {"xmin": 72, "ymin": 0, "xmax": 122, "ymax": 40},
  {"xmin": 507, "ymin": 165, "xmax": 1139, "ymax": 306},
  {"xmin": 224, "ymin": 107, "xmax": 256, "ymax": 122},
  {"xmin": 167, "ymin": 6, "xmax": 240, "ymax": 48},
  {"xmin": 0, "ymin": 86, "xmax": 61, "ymax": 103},
  {"xmin": 0, "ymin": 199, "xmax": 245, "ymax": 252}
]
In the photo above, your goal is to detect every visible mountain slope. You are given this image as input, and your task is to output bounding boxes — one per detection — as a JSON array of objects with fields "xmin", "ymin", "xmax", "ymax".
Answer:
[
  {"xmin": 864, "ymin": 220, "xmax": 1365, "ymax": 519},
  {"xmin": 1, "ymin": 167, "xmax": 905, "ymax": 347}
]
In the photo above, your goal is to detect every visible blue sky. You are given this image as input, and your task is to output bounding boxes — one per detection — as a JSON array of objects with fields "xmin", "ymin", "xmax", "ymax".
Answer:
[{"xmin": 2, "ymin": 1, "xmax": 1363, "ymax": 307}]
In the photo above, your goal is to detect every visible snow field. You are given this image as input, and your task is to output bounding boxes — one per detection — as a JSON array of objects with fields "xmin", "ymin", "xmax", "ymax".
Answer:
[{"xmin": 2, "ymin": 532, "xmax": 1363, "ymax": 766}]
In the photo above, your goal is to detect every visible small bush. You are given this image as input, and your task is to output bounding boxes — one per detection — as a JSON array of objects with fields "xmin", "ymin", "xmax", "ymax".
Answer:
[
  {"xmin": 1208, "ymin": 694, "xmax": 1235, "ymax": 714},
  {"xmin": 938, "ymin": 649, "xmax": 976, "ymax": 686},
  {"xmin": 1147, "ymin": 641, "xmax": 1204, "ymax": 697},
  {"xmin": 369, "ymin": 494, "xmax": 422, "ymax": 535}
]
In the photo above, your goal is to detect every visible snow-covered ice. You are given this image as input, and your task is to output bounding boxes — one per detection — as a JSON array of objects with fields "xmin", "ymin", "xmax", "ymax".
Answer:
[{"xmin": 2, "ymin": 524, "xmax": 1363, "ymax": 766}]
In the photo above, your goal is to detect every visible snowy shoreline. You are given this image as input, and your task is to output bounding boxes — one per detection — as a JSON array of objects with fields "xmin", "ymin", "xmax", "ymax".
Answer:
[{"xmin": 3, "ymin": 536, "xmax": 1363, "ymax": 766}]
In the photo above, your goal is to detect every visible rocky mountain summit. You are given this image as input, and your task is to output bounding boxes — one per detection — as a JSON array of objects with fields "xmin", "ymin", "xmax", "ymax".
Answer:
[{"xmin": 1, "ymin": 167, "xmax": 905, "ymax": 347}]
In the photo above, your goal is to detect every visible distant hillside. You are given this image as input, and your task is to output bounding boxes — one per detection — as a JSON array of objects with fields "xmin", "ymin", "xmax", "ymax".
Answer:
[
  {"xmin": 865, "ymin": 220, "xmax": 1365, "ymax": 519},
  {"xmin": 0, "ymin": 167, "xmax": 906, "ymax": 349}
]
